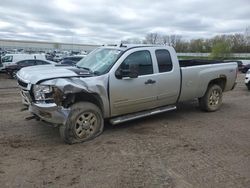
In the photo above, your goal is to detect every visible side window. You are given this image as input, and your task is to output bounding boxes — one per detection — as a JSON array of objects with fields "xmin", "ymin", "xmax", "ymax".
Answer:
[
  {"xmin": 121, "ymin": 50, "xmax": 153, "ymax": 76},
  {"xmin": 74, "ymin": 57, "xmax": 82, "ymax": 61},
  {"xmin": 27, "ymin": 60, "xmax": 36, "ymax": 66},
  {"xmin": 36, "ymin": 60, "xmax": 49, "ymax": 65},
  {"xmin": 155, "ymin": 50, "xmax": 173, "ymax": 72},
  {"xmin": 17, "ymin": 60, "xmax": 25, "ymax": 65},
  {"xmin": 19, "ymin": 60, "xmax": 34, "ymax": 66}
]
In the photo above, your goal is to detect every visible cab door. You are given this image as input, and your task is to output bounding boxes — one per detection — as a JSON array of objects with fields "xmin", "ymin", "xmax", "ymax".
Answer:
[
  {"xmin": 109, "ymin": 49, "xmax": 158, "ymax": 117},
  {"xmin": 153, "ymin": 49, "xmax": 180, "ymax": 106}
]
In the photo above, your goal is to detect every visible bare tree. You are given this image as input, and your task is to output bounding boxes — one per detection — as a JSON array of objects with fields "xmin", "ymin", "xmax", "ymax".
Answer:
[
  {"xmin": 138, "ymin": 30, "xmax": 250, "ymax": 53},
  {"xmin": 145, "ymin": 33, "xmax": 159, "ymax": 44},
  {"xmin": 231, "ymin": 34, "xmax": 246, "ymax": 52},
  {"xmin": 245, "ymin": 26, "xmax": 250, "ymax": 45},
  {"xmin": 160, "ymin": 35, "xmax": 170, "ymax": 45},
  {"xmin": 121, "ymin": 38, "xmax": 143, "ymax": 44},
  {"xmin": 169, "ymin": 35, "xmax": 182, "ymax": 47},
  {"xmin": 189, "ymin": 39, "xmax": 205, "ymax": 52}
]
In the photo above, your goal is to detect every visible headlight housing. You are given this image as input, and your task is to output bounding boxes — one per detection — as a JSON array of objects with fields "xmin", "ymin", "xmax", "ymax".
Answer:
[{"xmin": 33, "ymin": 85, "xmax": 53, "ymax": 101}]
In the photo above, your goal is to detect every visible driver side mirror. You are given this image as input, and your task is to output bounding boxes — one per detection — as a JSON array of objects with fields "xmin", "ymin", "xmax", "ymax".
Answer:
[{"xmin": 115, "ymin": 64, "xmax": 139, "ymax": 79}]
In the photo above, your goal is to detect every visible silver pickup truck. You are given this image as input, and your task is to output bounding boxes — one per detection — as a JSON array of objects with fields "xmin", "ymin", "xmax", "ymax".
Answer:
[{"xmin": 16, "ymin": 45, "xmax": 237, "ymax": 144}]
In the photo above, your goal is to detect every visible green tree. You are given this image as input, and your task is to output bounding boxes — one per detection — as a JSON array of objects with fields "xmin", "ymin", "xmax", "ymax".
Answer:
[
  {"xmin": 53, "ymin": 43, "xmax": 61, "ymax": 49},
  {"xmin": 210, "ymin": 41, "xmax": 231, "ymax": 59}
]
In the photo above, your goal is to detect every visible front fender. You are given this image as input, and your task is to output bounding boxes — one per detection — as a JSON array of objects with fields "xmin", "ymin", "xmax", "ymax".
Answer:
[{"xmin": 41, "ymin": 74, "xmax": 110, "ymax": 118}]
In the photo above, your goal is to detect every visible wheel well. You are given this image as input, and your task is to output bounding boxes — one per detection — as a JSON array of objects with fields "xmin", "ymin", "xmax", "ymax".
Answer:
[
  {"xmin": 64, "ymin": 92, "xmax": 104, "ymax": 115},
  {"xmin": 208, "ymin": 77, "xmax": 227, "ymax": 91}
]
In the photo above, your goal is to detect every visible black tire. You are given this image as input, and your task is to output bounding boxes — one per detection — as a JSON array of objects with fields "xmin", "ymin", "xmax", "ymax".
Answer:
[
  {"xmin": 10, "ymin": 70, "xmax": 18, "ymax": 79},
  {"xmin": 199, "ymin": 84, "xmax": 223, "ymax": 112},
  {"xmin": 241, "ymin": 69, "xmax": 247, "ymax": 73},
  {"xmin": 59, "ymin": 102, "xmax": 104, "ymax": 144}
]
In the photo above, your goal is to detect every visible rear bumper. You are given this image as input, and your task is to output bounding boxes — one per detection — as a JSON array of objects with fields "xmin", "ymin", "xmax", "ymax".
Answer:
[{"xmin": 29, "ymin": 103, "xmax": 70, "ymax": 125}]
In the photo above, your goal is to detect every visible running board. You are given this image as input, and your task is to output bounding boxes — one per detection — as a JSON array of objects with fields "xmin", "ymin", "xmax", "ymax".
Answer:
[{"xmin": 110, "ymin": 105, "xmax": 177, "ymax": 125}]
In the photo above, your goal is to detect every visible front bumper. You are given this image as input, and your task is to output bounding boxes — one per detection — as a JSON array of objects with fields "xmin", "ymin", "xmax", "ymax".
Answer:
[
  {"xmin": 29, "ymin": 103, "xmax": 70, "ymax": 125},
  {"xmin": 20, "ymin": 88, "xmax": 70, "ymax": 125},
  {"xmin": 20, "ymin": 89, "xmax": 31, "ymax": 105}
]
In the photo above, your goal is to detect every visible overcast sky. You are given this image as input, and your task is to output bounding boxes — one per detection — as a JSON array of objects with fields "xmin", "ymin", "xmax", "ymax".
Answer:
[{"xmin": 0, "ymin": 0, "xmax": 249, "ymax": 44}]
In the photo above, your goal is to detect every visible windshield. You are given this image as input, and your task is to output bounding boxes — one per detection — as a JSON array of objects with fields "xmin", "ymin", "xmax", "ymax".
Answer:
[
  {"xmin": 76, "ymin": 48, "xmax": 122, "ymax": 75},
  {"xmin": 2, "ymin": 55, "xmax": 13, "ymax": 63}
]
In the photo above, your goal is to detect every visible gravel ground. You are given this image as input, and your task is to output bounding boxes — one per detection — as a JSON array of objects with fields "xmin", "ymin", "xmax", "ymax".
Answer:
[{"xmin": 0, "ymin": 73, "xmax": 249, "ymax": 188}]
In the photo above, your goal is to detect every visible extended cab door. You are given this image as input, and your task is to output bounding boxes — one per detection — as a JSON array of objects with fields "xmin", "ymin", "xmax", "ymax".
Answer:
[
  {"xmin": 109, "ymin": 49, "xmax": 158, "ymax": 116},
  {"xmin": 153, "ymin": 48, "xmax": 181, "ymax": 106}
]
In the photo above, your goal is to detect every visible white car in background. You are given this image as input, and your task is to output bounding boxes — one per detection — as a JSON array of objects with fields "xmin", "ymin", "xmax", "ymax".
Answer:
[
  {"xmin": 245, "ymin": 70, "xmax": 250, "ymax": 90},
  {"xmin": 53, "ymin": 53, "xmax": 66, "ymax": 62},
  {"xmin": 1, "ymin": 53, "xmax": 46, "ymax": 70}
]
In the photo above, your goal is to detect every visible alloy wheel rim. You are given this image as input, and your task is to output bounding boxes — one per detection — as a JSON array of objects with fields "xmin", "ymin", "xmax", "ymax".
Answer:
[
  {"xmin": 209, "ymin": 89, "xmax": 220, "ymax": 106},
  {"xmin": 74, "ymin": 112, "xmax": 98, "ymax": 139}
]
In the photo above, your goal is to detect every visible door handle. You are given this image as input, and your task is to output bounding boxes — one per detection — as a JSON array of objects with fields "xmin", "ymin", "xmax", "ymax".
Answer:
[{"xmin": 145, "ymin": 79, "xmax": 156, "ymax": 84}]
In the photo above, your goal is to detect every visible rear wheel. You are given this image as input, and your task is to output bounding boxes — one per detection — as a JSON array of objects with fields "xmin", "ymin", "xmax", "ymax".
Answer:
[
  {"xmin": 199, "ymin": 84, "xmax": 223, "ymax": 112},
  {"xmin": 60, "ymin": 102, "xmax": 104, "ymax": 144}
]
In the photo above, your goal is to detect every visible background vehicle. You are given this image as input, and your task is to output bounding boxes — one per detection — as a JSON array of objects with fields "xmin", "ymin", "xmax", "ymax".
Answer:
[
  {"xmin": 0, "ymin": 57, "xmax": 3, "ymax": 71},
  {"xmin": 6, "ymin": 59, "xmax": 55, "ymax": 78},
  {"xmin": 241, "ymin": 64, "xmax": 250, "ymax": 73},
  {"xmin": 17, "ymin": 45, "xmax": 237, "ymax": 144},
  {"xmin": 59, "ymin": 55, "xmax": 86, "ymax": 66},
  {"xmin": 53, "ymin": 54, "xmax": 66, "ymax": 62},
  {"xmin": 245, "ymin": 70, "xmax": 250, "ymax": 90},
  {"xmin": 1, "ymin": 54, "xmax": 46, "ymax": 70}
]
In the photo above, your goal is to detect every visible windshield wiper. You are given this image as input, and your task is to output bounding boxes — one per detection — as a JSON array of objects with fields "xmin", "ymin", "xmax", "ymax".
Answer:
[
  {"xmin": 76, "ymin": 65, "xmax": 91, "ymax": 71},
  {"xmin": 75, "ymin": 65, "xmax": 96, "ymax": 75}
]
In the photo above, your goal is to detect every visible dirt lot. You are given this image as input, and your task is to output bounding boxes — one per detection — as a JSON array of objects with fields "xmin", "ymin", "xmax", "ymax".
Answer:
[{"xmin": 0, "ymin": 73, "xmax": 249, "ymax": 188}]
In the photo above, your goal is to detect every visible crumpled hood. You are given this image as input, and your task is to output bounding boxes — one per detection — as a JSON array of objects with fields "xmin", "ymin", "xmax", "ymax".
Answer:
[{"xmin": 16, "ymin": 65, "xmax": 90, "ymax": 84}]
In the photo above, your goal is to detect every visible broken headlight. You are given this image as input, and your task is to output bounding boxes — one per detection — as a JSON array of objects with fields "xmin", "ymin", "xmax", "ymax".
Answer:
[{"xmin": 33, "ymin": 85, "xmax": 53, "ymax": 101}]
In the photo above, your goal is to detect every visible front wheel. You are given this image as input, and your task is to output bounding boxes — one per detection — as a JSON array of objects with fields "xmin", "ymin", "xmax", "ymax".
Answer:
[
  {"xmin": 10, "ymin": 70, "xmax": 18, "ymax": 79},
  {"xmin": 199, "ymin": 84, "xmax": 223, "ymax": 112},
  {"xmin": 60, "ymin": 102, "xmax": 104, "ymax": 144}
]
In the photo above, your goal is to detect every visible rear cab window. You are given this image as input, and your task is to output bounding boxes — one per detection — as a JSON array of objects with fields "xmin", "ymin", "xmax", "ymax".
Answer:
[{"xmin": 155, "ymin": 49, "xmax": 173, "ymax": 72}]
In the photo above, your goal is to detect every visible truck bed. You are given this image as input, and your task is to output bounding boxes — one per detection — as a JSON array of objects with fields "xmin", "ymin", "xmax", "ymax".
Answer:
[
  {"xmin": 178, "ymin": 61, "xmax": 237, "ymax": 102},
  {"xmin": 179, "ymin": 59, "xmax": 236, "ymax": 67}
]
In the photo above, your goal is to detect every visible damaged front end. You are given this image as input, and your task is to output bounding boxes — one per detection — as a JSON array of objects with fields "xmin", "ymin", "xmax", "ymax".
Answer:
[
  {"xmin": 17, "ymin": 75, "xmax": 109, "ymax": 126},
  {"xmin": 29, "ymin": 103, "xmax": 71, "ymax": 125},
  {"xmin": 19, "ymin": 82, "xmax": 71, "ymax": 125}
]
